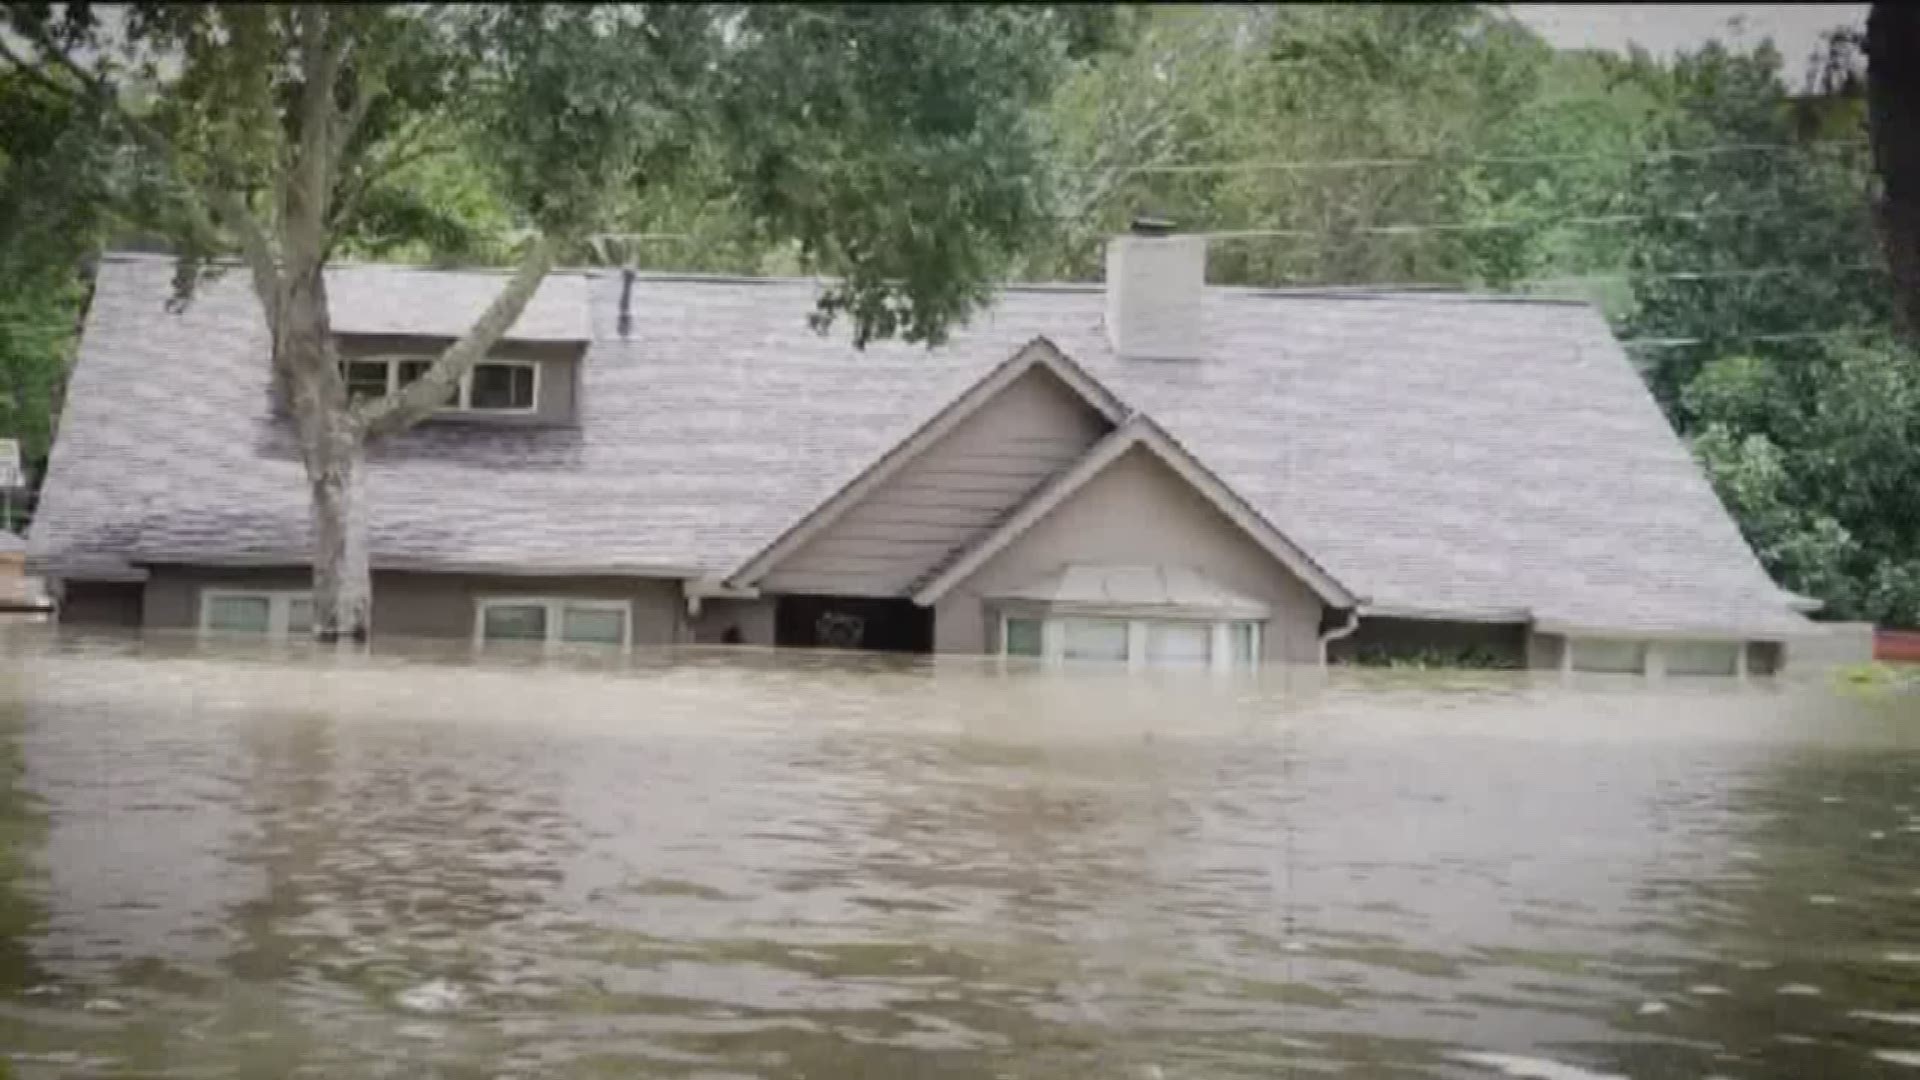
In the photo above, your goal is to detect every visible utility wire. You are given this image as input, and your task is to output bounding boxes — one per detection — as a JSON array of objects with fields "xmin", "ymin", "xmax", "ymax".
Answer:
[
  {"xmin": 1197, "ymin": 205, "xmax": 1847, "ymax": 240},
  {"xmin": 1089, "ymin": 138, "xmax": 1869, "ymax": 177},
  {"xmin": 1619, "ymin": 326, "xmax": 1891, "ymax": 350}
]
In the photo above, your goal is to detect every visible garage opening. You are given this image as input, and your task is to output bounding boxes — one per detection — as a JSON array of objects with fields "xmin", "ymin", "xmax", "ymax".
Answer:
[{"xmin": 774, "ymin": 595, "xmax": 934, "ymax": 654}]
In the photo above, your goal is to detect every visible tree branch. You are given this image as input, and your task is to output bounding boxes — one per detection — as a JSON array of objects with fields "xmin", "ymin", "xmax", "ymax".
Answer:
[
  {"xmin": 0, "ymin": 17, "xmax": 287, "ymax": 332},
  {"xmin": 356, "ymin": 233, "xmax": 557, "ymax": 440}
]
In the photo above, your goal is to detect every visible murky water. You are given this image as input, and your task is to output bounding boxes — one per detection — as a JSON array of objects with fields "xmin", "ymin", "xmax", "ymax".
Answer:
[{"xmin": 0, "ymin": 628, "xmax": 1917, "ymax": 1079}]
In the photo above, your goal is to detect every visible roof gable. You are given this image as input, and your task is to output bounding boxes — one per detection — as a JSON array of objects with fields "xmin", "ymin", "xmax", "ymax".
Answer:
[
  {"xmin": 726, "ymin": 336, "xmax": 1128, "ymax": 589},
  {"xmin": 913, "ymin": 414, "xmax": 1358, "ymax": 609}
]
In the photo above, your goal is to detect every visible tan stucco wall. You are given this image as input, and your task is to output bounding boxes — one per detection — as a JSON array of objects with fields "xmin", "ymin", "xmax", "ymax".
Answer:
[
  {"xmin": 134, "ymin": 566, "xmax": 684, "ymax": 643},
  {"xmin": 931, "ymin": 445, "xmax": 1326, "ymax": 663},
  {"xmin": 761, "ymin": 366, "xmax": 1110, "ymax": 598}
]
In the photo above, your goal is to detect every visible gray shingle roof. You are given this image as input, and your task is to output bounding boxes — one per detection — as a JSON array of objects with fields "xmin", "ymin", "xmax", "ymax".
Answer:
[{"xmin": 27, "ymin": 252, "xmax": 1807, "ymax": 638}]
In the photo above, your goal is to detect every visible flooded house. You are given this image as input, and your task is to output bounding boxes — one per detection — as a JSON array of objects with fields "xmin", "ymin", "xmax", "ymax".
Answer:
[{"xmin": 26, "ymin": 227, "xmax": 1811, "ymax": 674}]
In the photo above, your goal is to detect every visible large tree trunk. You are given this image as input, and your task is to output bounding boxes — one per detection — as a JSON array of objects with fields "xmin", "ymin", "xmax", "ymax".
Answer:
[
  {"xmin": 278, "ymin": 258, "xmax": 374, "ymax": 641},
  {"xmin": 309, "ymin": 437, "xmax": 371, "ymax": 640},
  {"xmin": 1870, "ymin": 3, "xmax": 1920, "ymax": 334}
]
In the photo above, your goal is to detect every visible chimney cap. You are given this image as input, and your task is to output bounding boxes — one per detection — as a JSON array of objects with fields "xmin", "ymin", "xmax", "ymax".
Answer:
[{"xmin": 1129, "ymin": 214, "xmax": 1177, "ymax": 237}]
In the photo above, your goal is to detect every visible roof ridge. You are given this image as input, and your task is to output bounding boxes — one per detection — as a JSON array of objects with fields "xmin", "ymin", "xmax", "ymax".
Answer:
[{"xmin": 100, "ymin": 251, "xmax": 1583, "ymax": 306}]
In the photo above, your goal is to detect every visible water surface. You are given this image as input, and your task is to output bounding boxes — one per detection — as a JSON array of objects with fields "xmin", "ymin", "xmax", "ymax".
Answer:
[{"xmin": 1, "ymin": 629, "xmax": 1917, "ymax": 1078}]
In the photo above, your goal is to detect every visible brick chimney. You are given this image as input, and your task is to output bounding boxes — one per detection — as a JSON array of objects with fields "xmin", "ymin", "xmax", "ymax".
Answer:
[{"xmin": 1104, "ymin": 216, "xmax": 1206, "ymax": 360}]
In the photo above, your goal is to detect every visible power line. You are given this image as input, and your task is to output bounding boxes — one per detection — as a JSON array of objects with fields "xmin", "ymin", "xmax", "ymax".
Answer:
[
  {"xmin": 1198, "ymin": 205, "xmax": 1833, "ymax": 241},
  {"xmin": 1620, "ymin": 322, "xmax": 1889, "ymax": 349},
  {"xmin": 1282, "ymin": 263, "xmax": 1887, "ymax": 296},
  {"xmin": 1092, "ymin": 138, "xmax": 1869, "ymax": 178}
]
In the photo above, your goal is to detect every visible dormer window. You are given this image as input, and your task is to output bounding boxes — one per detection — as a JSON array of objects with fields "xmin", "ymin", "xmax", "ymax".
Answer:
[{"xmin": 337, "ymin": 357, "xmax": 538, "ymax": 414}]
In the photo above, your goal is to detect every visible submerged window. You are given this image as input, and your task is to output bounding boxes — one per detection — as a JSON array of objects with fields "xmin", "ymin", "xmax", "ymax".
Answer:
[
  {"xmin": 1001, "ymin": 613, "xmax": 1261, "ymax": 671},
  {"xmin": 476, "ymin": 598, "xmax": 630, "ymax": 649},
  {"xmin": 1062, "ymin": 617, "xmax": 1129, "ymax": 663},
  {"xmin": 199, "ymin": 590, "xmax": 314, "ymax": 639},
  {"xmin": 1003, "ymin": 617, "xmax": 1043, "ymax": 658}
]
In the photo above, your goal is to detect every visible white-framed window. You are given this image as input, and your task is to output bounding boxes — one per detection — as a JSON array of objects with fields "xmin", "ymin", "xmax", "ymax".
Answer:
[
  {"xmin": 1000, "ymin": 612, "xmax": 1262, "ymax": 671},
  {"xmin": 474, "ymin": 597, "xmax": 632, "ymax": 649},
  {"xmin": 337, "ymin": 357, "xmax": 538, "ymax": 413},
  {"xmin": 199, "ymin": 589, "xmax": 313, "ymax": 638}
]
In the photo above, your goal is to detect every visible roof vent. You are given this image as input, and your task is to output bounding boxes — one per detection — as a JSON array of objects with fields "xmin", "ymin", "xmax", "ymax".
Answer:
[{"xmin": 1105, "ymin": 219, "xmax": 1206, "ymax": 360}]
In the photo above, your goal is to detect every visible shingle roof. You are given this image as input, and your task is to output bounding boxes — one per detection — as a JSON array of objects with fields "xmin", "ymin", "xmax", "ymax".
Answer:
[
  {"xmin": 27, "ymin": 252, "xmax": 1808, "ymax": 638},
  {"xmin": 0, "ymin": 530, "xmax": 23, "ymax": 556}
]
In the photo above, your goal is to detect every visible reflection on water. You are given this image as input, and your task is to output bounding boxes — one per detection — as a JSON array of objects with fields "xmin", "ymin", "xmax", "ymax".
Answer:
[{"xmin": 0, "ymin": 627, "xmax": 1917, "ymax": 1078}]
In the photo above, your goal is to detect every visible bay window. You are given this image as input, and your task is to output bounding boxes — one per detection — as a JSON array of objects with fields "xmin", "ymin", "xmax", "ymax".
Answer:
[{"xmin": 1000, "ymin": 611, "xmax": 1262, "ymax": 671}]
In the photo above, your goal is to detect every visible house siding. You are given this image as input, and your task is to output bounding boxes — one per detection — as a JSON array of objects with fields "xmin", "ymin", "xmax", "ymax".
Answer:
[
  {"xmin": 131, "ymin": 566, "xmax": 683, "ymax": 643},
  {"xmin": 932, "ymin": 445, "xmax": 1326, "ymax": 664},
  {"xmin": 760, "ymin": 367, "xmax": 1111, "ymax": 598}
]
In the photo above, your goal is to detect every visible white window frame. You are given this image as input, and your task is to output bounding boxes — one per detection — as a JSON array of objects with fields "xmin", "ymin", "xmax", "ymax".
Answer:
[
  {"xmin": 473, "ymin": 597, "xmax": 633, "ymax": 650},
  {"xmin": 339, "ymin": 356, "xmax": 540, "ymax": 415},
  {"xmin": 998, "ymin": 611, "xmax": 1261, "ymax": 672},
  {"xmin": 199, "ymin": 588, "xmax": 314, "ymax": 639}
]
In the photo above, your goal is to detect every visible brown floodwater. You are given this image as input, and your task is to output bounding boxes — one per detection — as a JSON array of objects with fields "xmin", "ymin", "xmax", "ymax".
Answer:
[{"xmin": 0, "ymin": 626, "xmax": 1917, "ymax": 1079}]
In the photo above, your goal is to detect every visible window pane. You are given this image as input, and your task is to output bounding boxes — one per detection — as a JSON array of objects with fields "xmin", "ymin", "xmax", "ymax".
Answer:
[
  {"xmin": 469, "ymin": 363, "xmax": 534, "ymax": 410},
  {"xmin": 1232, "ymin": 622, "xmax": 1258, "ymax": 665},
  {"xmin": 206, "ymin": 595, "xmax": 271, "ymax": 633},
  {"xmin": 286, "ymin": 597, "xmax": 313, "ymax": 636},
  {"xmin": 1146, "ymin": 622, "xmax": 1211, "ymax": 667},
  {"xmin": 483, "ymin": 603, "xmax": 548, "ymax": 643},
  {"xmin": 1571, "ymin": 638, "xmax": 1644, "ymax": 674},
  {"xmin": 560, "ymin": 605, "xmax": 625, "ymax": 646},
  {"xmin": 1665, "ymin": 641, "xmax": 1738, "ymax": 677},
  {"xmin": 343, "ymin": 360, "xmax": 390, "ymax": 402},
  {"xmin": 397, "ymin": 360, "xmax": 431, "ymax": 387},
  {"xmin": 1062, "ymin": 618, "xmax": 1129, "ymax": 662},
  {"xmin": 1004, "ymin": 617, "xmax": 1042, "ymax": 658}
]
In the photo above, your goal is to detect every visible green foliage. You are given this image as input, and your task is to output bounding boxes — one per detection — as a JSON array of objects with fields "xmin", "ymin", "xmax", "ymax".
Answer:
[{"xmin": 1349, "ymin": 645, "xmax": 1520, "ymax": 671}]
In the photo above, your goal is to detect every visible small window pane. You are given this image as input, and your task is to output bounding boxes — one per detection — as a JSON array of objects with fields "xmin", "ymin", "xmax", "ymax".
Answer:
[
  {"xmin": 397, "ymin": 360, "xmax": 432, "ymax": 387},
  {"xmin": 1666, "ymin": 641, "xmax": 1738, "ymax": 677},
  {"xmin": 560, "ymin": 605, "xmax": 625, "ymax": 646},
  {"xmin": 483, "ymin": 603, "xmax": 548, "ymax": 643},
  {"xmin": 1146, "ymin": 622, "xmax": 1212, "ymax": 667},
  {"xmin": 343, "ymin": 360, "xmax": 390, "ymax": 402},
  {"xmin": 1062, "ymin": 618, "xmax": 1129, "ymax": 663},
  {"xmin": 1572, "ymin": 638, "xmax": 1645, "ymax": 674},
  {"xmin": 1231, "ymin": 622, "xmax": 1258, "ymax": 666},
  {"xmin": 286, "ymin": 597, "xmax": 313, "ymax": 636},
  {"xmin": 469, "ymin": 363, "xmax": 535, "ymax": 410},
  {"xmin": 1004, "ymin": 617, "xmax": 1042, "ymax": 658},
  {"xmin": 206, "ymin": 595, "xmax": 271, "ymax": 633}
]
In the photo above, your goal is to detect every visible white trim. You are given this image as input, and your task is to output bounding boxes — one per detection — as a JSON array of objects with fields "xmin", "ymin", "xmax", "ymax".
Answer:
[
  {"xmin": 134, "ymin": 553, "xmax": 705, "ymax": 580},
  {"xmin": 473, "ymin": 596, "xmax": 633, "ymax": 649},
  {"xmin": 913, "ymin": 415, "xmax": 1356, "ymax": 609},
  {"xmin": 726, "ymin": 337, "xmax": 1129, "ymax": 589},
  {"xmin": 198, "ymin": 588, "xmax": 313, "ymax": 638}
]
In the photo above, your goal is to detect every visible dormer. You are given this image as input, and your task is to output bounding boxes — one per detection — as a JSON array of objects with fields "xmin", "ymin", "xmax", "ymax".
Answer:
[{"xmin": 309, "ymin": 266, "xmax": 592, "ymax": 427}]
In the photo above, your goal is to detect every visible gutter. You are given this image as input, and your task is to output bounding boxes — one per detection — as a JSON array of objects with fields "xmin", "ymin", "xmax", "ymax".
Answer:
[
  {"xmin": 1316, "ymin": 606, "xmax": 1362, "ymax": 667},
  {"xmin": 683, "ymin": 576, "xmax": 761, "ymax": 617}
]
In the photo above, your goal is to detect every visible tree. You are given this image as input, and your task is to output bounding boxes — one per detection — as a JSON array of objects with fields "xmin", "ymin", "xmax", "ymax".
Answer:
[
  {"xmin": 0, "ymin": 3, "xmax": 1075, "ymax": 638},
  {"xmin": 1867, "ymin": 3, "xmax": 1920, "ymax": 332}
]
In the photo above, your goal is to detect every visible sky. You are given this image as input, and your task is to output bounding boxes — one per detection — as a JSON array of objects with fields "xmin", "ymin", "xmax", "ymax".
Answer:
[{"xmin": 1508, "ymin": 4, "xmax": 1869, "ymax": 88}]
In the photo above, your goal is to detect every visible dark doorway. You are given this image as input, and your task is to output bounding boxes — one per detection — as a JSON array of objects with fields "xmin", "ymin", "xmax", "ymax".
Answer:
[{"xmin": 774, "ymin": 595, "xmax": 934, "ymax": 654}]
